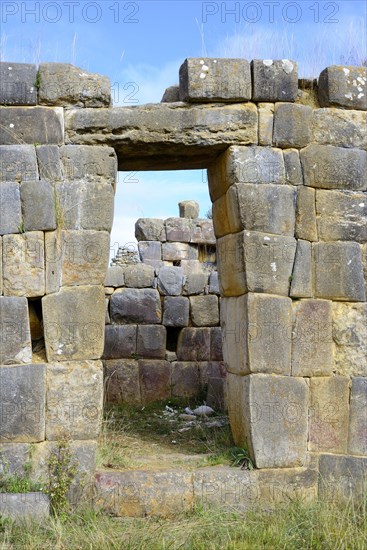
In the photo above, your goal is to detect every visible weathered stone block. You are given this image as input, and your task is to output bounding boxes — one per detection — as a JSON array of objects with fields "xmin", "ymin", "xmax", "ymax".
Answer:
[
  {"xmin": 210, "ymin": 327, "xmax": 223, "ymax": 361},
  {"xmin": 139, "ymin": 360, "xmax": 171, "ymax": 403},
  {"xmin": 206, "ymin": 377, "xmax": 226, "ymax": 411},
  {"xmin": 123, "ymin": 264, "xmax": 155, "ymax": 288},
  {"xmin": 0, "ymin": 182, "xmax": 22, "ymax": 235},
  {"xmin": 199, "ymin": 361, "xmax": 226, "ymax": 387},
  {"xmin": 3, "ymin": 232, "xmax": 45, "ymax": 297},
  {"xmin": 46, "ymin": 361, "xmax": 103, "ymax": 440},
  {"xmin": 21, "ymin": 179, "xmax": 57, "ymax": 231},
  {"xmin": 0, "ymin": 62, "xmax": 37, "ymax": 105},
  {"xmin": 283, "ymin": 149, "xmax": 303, "ymax": 186},
  {"xmin": 103, "ymin": 325, "xmax": 137, "ymax": 359},
  {"xmin": 332, "ymin": 302, "xmax": 367, "ymax": 377},
  {"xmin": 55, "ymin": 180, "xmax": 114, "ymax": 231},
  {"xmin": 105, "ymin": 266, "xmax": 125, "ymax": 287},
  {"xmin": 258, "ymin": 102, "xmax": 274, "ymax": 145},
  {"xmin": 111, "ymin": 288, "xmax": 161, "ymax": 324},
  {"xmin": 42, "ymin": 286, "xmax": 105, "ymax": 361},
  {"xmin": 226, "ymin": 373, "xmax": 246, "ymax": 445},
  {"xmin": 137, "ymin": 325, "xmax": 166, "ymax": 359},
  {"xmin": 309, "ymin": 376, "xmax": 350, "ymax": 453},
  {"xmin": 38, "ymin": 63, "xmax": 111, "ymax": 107},
  {"xmin": 273, "ymin": 103, "xmax": 312, "ymax": 148},
  {"xmin": 252, "ymin": 59, "xmax": 298, "ymax": 102},
  {"xmin": 0, "ymin": 364, "xmax": 46, "ymax": 442},
  {"xmin": 105, "ymin": 298, "xmax": 110, "ymax": 324},
  {"xmin": 104, "ymin": 359, "xmax": 141, "ymax": 405},
  {"xmin": 290, "ymin": 240, "xmax": 312, "ymax": 298},
  {"xmin": 243, "ymin": 374, "xmax": 308, "ymax": 468},
  {"xmin": 0, "ymin": 297, "xmax": 31, "ymax": 365},
  {"xmin": 316, "ymin": 189, "xmax": 367, "ymax": 243},
  {"xmin": 138, "ymin": 241, "xmax": 162, "ymax": 262},
  {"xmin": 300, "ymin": 144, "xmax": 367, "ymax": 191},
  {"xmin": 348, "ymin": 378, "xmax": 367, "ymax": 456},
  {"xmin": 313, "ymin": 242, "xmax": 365, "ymax": 301},
  {"xmin": 60, "ymin": 145, "xmax": 117, "ymax": 185},
  {"xmin": 45, "ymin": 230, "xmax": 109, "ymax": 292},
  {"xmin": 221, "ymin": 293, "xmax": 292, "ymax": 376},
  {"xmin": 183, "ymin": 272, "xmax": 208, "ymax": 296},
  {"xmin": 180, "ymin": 260, "xmax": 202, "ymax": 275},
  {"xmin": 190, "ymin": 295, "xmax": 219, "ymax": 327},
  {"xmin": 318, "ymin": 65, "xmax": 367, "ymax": 110},
  {"xmin": 172, "ymin": 362, "xmax": 200, "ymax": 398},
  {"xmin": 162, "ymin": 242, "xmax": 198, "ymax": 261},
  {"xmin": 161, "ymin": 86, "xmax": 179, "ymax": 102},
  {"xmin": 235, "ymin": 183, "xmax": 296, "ymax": 236},
  {"xmin": 157, "ymin": 266, "xmax": 184, "ymax": 296},
  {"xmin": 179, "ymin": 58, "xmax": 251, "ymax": 102},
  {"xmin": 212, "ymin": 191, "xmax": 237, "ymax": 238},
  {"xmin": 312, "ymin": 108, "xmax": 367, "ymax": 149},
  {"xmin": 216, "ymin": 233, "xmax": 246, "ymax": 296},
  {"xmin": 292, "ymin": 299, "xmax": 333, "ymax": 376},
  {"xmin": 0, "ymin": 443, "xmax": 31, "ymax": 476},
  {"xmin": 162, "ymin": 296, "xmax": 189, "ymax": 327},
  {"xmin": 0, "ymin": 106, "xmax": 64, "ymax": 145},
  {"xmin": 318, "ymin": 454, "xmax": 367, "ymax": 503},
  {"xmin": 0, "ymin": 493, "xmax": 49, "ymax": 522},
  {"xmin": 189, "ymin": 219, "xmax": 215, "ymax": 244},
  {"xmin": 0, "ymin": 144, "xmax": 38, "ymax": 182},
  {"xmin": 295, "ymin": 186, "xmax": 318, "ymax": 241},
  {"xmin": 135, "ymin": 219, "xmax": 166, "ymax": 242},
  {"xmin": 165, "ymin": 217, "xmax": 193, "ymax": 242},
  {"xmin": 177, "ymin": 328, "xmax": 210, "ymax": 361},
  {"xmin": 209, "ymin": 271, "xmax": 219, "ymax": 294},
  {"xmin": 179, "ymin": 200, "xmax": 199, "ymax": 218},
  {"xmin": 36, "ymin": 145, "xmax": 62, "ymax": 181}
]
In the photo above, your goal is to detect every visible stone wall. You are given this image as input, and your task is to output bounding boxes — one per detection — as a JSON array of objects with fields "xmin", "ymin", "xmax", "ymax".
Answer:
[{"xmin": 0, "ymin": 59, "xmax": 366, "ymax": 496}]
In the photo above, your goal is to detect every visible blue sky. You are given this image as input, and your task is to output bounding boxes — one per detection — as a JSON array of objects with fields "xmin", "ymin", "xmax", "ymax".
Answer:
[{"xmin": 1, "ymin": 0, "xmax": 366, "ymax": 254}]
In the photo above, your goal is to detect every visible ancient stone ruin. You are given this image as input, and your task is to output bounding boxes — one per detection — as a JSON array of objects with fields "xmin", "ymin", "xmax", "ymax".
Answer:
[{"xmin": 0, "ymin": 58, "xmax": 366, "ymax": 514}]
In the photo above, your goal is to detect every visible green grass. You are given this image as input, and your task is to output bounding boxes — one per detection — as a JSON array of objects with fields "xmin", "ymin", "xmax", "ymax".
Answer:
[
  {"xmin": 0, "ymin": 474, "xmax": 43, "ymax": 494},
  {"xmin": 1, "ymin": 497, "xmax": 366, "ymax": 549}
]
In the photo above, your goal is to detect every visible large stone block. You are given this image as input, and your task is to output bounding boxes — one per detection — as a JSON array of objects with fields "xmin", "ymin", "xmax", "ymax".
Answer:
[
  {"xmin": 163, "ymin": 296, "xmax": 189, "ymax": 327},
  {"xmin": 221, "ymin": 293, "xmax": 292, "ymax": 376},
  {"xmin": 165, "ymin": 218, "xmax": 193, "ymax": 242},
  {"xmin": 313, "ymin": 242, "xmax": 365, "ymax": 301},
  {"xmin": 0, "ymin": 144, "xmax": 38, "ymax": 182},
  {"xmin": 273, "ymin": 103, "xmax": 312, "ymax": 148},
  {"xmin": 103, "ymin": 325, "xmax": 137, "ymax": 359},
  {"xmin": 123, "ymin": 264, "xmax": 155, "ymax": 288},
  {"xmin": 139, "ymin": 360, "xmax": 171, "ymax": 403},
  {"xmin": 161, "ymin": 86, "xmax": 179, "ymax": 102},
  {"xmin": 216, "ymin": 233, "xmax": 246, "ymax": 296},
  {"xmin": 104, "ymin": 266, "xmax": 125, "ymax": 287},
  {"xmin": 45, "ymin": 230, "xmax": 110, "ymax": 292},
  {"xmin": 226, "ymin": 373, "xmax": 246, "ymax": 445},
  {"xmin": 137, "ymin": 325, "xmax": 166, "ymax": 359},
  {"xmin": 157, "ymin": 266, "xmax": 184, "ymax": 296},
  {"xmin": 179, "ymin": 58, "xmax": 251, "ymax": 102},
  {"xmin": 135, "ymin": 219, "xmax": 166, "ymax": 242},
  {"xmin": 55, "ymin": 180, "xmax": 114, "ymax": 231},
  {"xmin": 104, "ymin": 359, "xmax": 141, "ymax": 405},
  {"xmin": 162, "ymin": 242, "xmax": 198, "ymax": 261},
  {"xmin": 318, "ymin": 65, "xmax": 367, "ymax": 110},
  {"xmin": 309, "ymin": 376, "xmax": 350, "ymax": 453},
  {"xmin": 42, "ymin": 286, "xmax": 105, "ymax": 361},
  {"xmin": 292, "ymin": 299, "xmax": 333, "ymax": 376},
  {"xmin": 60, "ymin": 145, "xmax": 117, "ymax": 185},
  {"xmin": 189, "ymin": 219, "xmax": 215, "ymax": 244},
  {"xmin": 171, "ymin": 362, "xmax": 201, "ymax": 398},
  {"xmin": 318, "ymin": 454, "xmax": 367, "ymax": 503},
  {"xmin": 235, "ymin": 183, "xmax": 296, "ymax": 236},
  {"xmin": 290, "ymin": 240, "xmax": 312, "ymax": 298},
  {"xmin": 300, "ymin": 144, "xmax": 367, "ymax": 191},
  {"xmin": 0, "ymin": 443, "xmax": 31, "ymax": 476},
  {"xmin": 179, "ymin": 200, "xmax": 199, "ymax": 218},
  {"xmin": 3, "ymin": 232, "xmax": 45, "ymax": 297},
  {"xmin": 348, "ymin": 378, "xmax": 367, "ymax": 456},
  {"xmin": 208, "ymin": 145, "xmax": 285, "ymax": 202},
  {"xmin": 258, "ymin": 102, "xmax": 274, "ymax": 146},
  {"xmin": 183, "ymin": 272, "xmax": 208, "ymax": 296},
  {"xmin": 46, "ymin": 361, "xmax": 103, "ymax": 440},
  {"xmin": 0, "ymin": 106, "xmax": 64, "ymax": 145},
  {"xmin": 0, "ymin": 297, "xmax": 32, "ymax": 365},
  {"xmin": 212, "ymin": 189, "xmax": 239, "ymax": 238},
  {"xmin": 177, "ymin": 328, "xmax": 210, "ymax": 361},
  {"xmin": 210, "ymin": 327, "xmax": 223, "ymax": 361},
  {"xmin": 252, "ymin": 59, "xmax": 298, "ymax": 102},
  {"xmin": 36, "ymin": 145, "xmax": 62, "ymax": 181},
  {"xmin": 316, "ymin": 189, "xmax": 367, "ymax": 243},
  {"xmin": 242, "ymin": 374, "xmax": 308, "ymax": 468},
  {"xmin": 138, "ymin": 241, "xmax": 162, "ymax": 262},
  {"xmin": 0, "ymin": 182, "xmax": 22, "ymax": 235},
  {"xmin": 295, "ymin": 186, "xmax": 317, "ymax": 241},
  {"xmin": 111, "ymin": 288, "xmax": 161, "ymax": 324},
  {"xmin": 38, "ymin": 63, "xmax": 111, "ymax": 107},
  {"xmin": 0, "ymin": 493, "xmax": 50, "ymax": 522},
  {"xmin": 209, "ymin": 271, "xmax": 220, "ymax": 295},
  {"xmin": 312, "ymin": 108, "xmax": 367, "ymax": 149},
  {"xmin": 20, "ymin": 180, "xmax": 57, "ymax": 231},
  {"xmin": 0, "ymin": 364, "xmax": 46, "ymax": 442},
  {"xmin": 190, "ymin": 295, "xmax": 219, "ymax": 327},
  {"xmin": 283, "ymin": 149, "xmax": 303, "ymax": 186},
  {"xmin": 332, "ymin": 302, "xmax": 367, "ymax": 377},
  {"xmin": 0, "ymin": 62, "xmax": 37, "ymax": 105}
]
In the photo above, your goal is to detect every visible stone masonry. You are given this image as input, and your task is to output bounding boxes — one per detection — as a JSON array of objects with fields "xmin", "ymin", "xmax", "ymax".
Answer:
[{"xmin": 0, "ymin": 60, "xmax": 366, "ymax": 503}]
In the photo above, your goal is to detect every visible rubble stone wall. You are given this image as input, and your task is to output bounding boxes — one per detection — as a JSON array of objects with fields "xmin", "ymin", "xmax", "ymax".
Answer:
[{"xmin": 0, "ymin": 59, "xmax": 366, "ymax": 495}]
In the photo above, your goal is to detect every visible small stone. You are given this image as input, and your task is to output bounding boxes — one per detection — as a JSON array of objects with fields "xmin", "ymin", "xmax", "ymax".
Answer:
[
  {"xmin": 209, "ymin": 271, "xmax": 220, "ymax": 294},
  {"xmin": 179, "ymin": 200, "xmax": 199, "ymax": 218},
  {"xmin": 295, "ymin": 186, "xmax": 318, "ymax": 241},
  {"xmin": 283, "ymin": 149, "xmax": 303, "ymax": 185},
  {"xmin": 161, "ymin": 86, "xmax": 180, "ymax": 102},
  {"xmin": 290, "ymin": 240, "xmax": 312, "ymax": 298},
  {"xmin": 192, "ymin": 405, "xmax": 214, "ymax": 416},
  {"xmin": 258, "ymin": 102, "xmax": 274, "ymax": 146}
]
